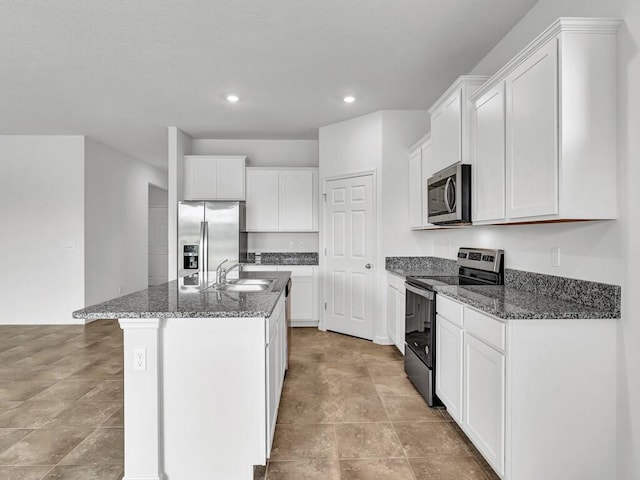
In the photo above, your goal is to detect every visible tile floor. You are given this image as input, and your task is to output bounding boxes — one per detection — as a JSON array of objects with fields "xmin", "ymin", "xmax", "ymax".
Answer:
[
  {"xmin": 0, "ymin": 320, "xmax": 123, "ymax": 479},
  {"xmin": 257, "ymin": 327, "xmax": 500, "ymax": 480},
  {"xmin": 0, "ymin": 320, "xmax": 498, "ymax": 480}
]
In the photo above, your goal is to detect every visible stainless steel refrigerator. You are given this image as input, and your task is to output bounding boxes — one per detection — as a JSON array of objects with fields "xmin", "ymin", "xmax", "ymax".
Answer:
[{"xmin": 178, "ymin": 201, "xmax": 248, "ymax": 278}]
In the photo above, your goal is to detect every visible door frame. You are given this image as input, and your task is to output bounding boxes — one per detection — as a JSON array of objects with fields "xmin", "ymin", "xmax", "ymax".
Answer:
[{"xmin": 319, "ymin": 170, "xmax": 378, "ymax": 335}]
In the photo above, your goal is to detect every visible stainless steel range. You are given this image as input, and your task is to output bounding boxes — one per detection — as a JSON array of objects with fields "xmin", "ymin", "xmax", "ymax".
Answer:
[{"xmin": 404, "ymin": 248, "xmax": 504, "ymax": 406}]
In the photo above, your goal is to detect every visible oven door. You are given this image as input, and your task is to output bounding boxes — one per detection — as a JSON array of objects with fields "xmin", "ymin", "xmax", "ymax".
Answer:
[{"xmin": 404, "ymin": 283, "xmax": 434, "ymax": 369}]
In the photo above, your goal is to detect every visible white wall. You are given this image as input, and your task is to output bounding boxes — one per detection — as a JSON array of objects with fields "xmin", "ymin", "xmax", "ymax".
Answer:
[
  {"xmin": 84, "ymin": 138, "xmax": 167, "ymax": 306},
  {"xmin": 0, "ymin": 135, "xmax": 85, "ymax": 324},
  {"xmin": 424, "ymin": 2, "xmax": 638, "ymax": 478},
  {"xmin": 191, "ymin": 139, "xmax": 318, "ymax": 167},
  {"xmin": 319, "ymin": 111, "xmax": 429, "ymax": 343},
  {"xmin": 168, "ymin": 127, "xmax": 191, "ymax": 280}
]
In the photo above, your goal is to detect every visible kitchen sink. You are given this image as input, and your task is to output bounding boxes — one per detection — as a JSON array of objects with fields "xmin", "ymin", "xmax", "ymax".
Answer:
[{"xmin": 209, "ymin": 278, "xmax": 276, "ymax": 293}]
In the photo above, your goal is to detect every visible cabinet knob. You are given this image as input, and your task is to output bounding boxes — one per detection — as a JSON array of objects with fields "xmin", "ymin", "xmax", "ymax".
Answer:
[{"xmin": 365, "ymin": 263, "xmax": 372, "ymax": 269}]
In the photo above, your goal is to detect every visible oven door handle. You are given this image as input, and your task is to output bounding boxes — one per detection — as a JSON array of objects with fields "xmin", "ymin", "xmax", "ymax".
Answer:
[{"xmin": 405, "ymin": 283, "xmax": 434, "ymax": 300}]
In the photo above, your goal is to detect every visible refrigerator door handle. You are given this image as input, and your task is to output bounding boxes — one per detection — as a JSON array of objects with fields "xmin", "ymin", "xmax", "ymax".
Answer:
[{"xmin": 200, "ymin": 221, "xmax": 208, "ymax": 276}]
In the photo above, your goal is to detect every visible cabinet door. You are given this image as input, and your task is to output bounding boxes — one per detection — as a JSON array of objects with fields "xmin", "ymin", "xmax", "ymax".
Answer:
[
  {"xmin": 216, "ymin": 157, "xmax": 246, "ymax": 200},
  {"xmin": 387, "ymin": 285, "xmax": 397, "ymax": 343},
  {"xmin": 290, "ymin": 274, "xmax": 313, "ymax": 321},
  {"xmin": 420, "ymin": 140, "xmax": 433, "ymax": 227},
  {"xmin": 435, "ymin": 314, "xmax": 463, "ymax": 423},
  {"xmin": 246, "ymin": 169, "xmax": 280, "ymax": 231},
  {"xmin": 395, "ymin": 291, "xmax": 405, "ymax": 354},
  {"xmin": 184, "ymin": 157, "xmax": 218, "ymax": 200},
  {"xmin": 430, "ymin": 106, "xmax": 447, "ymax": 175},
  {"xmin": 463, "ymin": 333, "xmax": 505, "ymax": 476},
  {"xmin": 408, "ymin": 148, "xmax": 423, "ymax": 229},
  {"xmin": 505, "ymin": 39, "xmax": 559, "ymax": 219},
  {"xmin": 443, "ymin": 91, "xmax": 462, "ymax": 169},
  {"xmin": 473, "ymin": 84, "xmax": 506, "ymax": 223},
  {"xmin": 279, "ymin": 170, "xmax": 317, "ymax": 231},
  {"xmin": 266, "ymin": 327, "xmax": 278, "ymax": 455}
]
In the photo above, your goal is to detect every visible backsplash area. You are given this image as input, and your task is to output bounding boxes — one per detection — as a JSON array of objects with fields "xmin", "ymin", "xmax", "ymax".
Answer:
[
  {"xmin": 386, "ymin": 256, "xmax": 621, "ymax": 315},
  {"xmin": 247, "ymin": 252, "xmax": 318, "ymax": 265}
]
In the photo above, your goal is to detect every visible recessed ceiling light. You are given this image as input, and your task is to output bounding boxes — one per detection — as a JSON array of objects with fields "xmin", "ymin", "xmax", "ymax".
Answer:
[
  {"xmin": 343, "ymin": 96, "xmax": 355, "ymax": 103},
  {"xmin": 226, "ymin": 94, "xmax": 239, "ymax": 103}
]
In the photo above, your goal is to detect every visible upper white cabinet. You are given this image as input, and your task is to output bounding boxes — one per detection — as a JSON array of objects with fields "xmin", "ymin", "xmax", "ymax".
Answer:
[
  {"xmin": 429, "ymin": 76, "xmax": 489, "ymax": 176},
  {"xmin": 471, "ymin": 18, "xmax": 621, "ymax": 224},
  {"xmin": 408, "ymin": 134, "xmax": 437, "ymax": 230},
  {"xmin": 246, "ymin": 168, "xmax": 318, "ymax": 232},
  {"xmin": 183, "ymin": 155, "xmax": 246, "ymax": 200}
]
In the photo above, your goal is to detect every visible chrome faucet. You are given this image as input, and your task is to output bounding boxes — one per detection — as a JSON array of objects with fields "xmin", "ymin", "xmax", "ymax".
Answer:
[
  {"xmin": 215, "ymin": 259, "xmax": 228, "ymax": 284},
  {"xmin": 220, "ymin": 263, "xmax": 243, "ymax": 284}
]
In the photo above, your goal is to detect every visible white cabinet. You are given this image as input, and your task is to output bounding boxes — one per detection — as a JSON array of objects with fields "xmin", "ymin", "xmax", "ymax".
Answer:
[
  {"xmin": 408, "ymin": 134, "xmax": 437, "ymax": 230},
  {"xmin": 385, "ymin": 273, "xmax": 406, "ymax": 354},
  {"xmin": 428, "ymin": 76, "xmax": 489, "ymax": 176},
  {"xmin": 246, "ymin": 170, "xmax": 279, "ymax": 230},
  {"xmin": 243, "ymin": 265, "xmax": 319, "ymax": 327},
  {"xmin": 265, "ymin": 297, "xmax": 286, "ymax": 455},
  {"xmin": 464, "ymin": 332, "xmax": 505, "ymax": 476},
  {"xmin": 434, "ymin": 292, "xmax": 616, "ymax": 480},
  {"xmin": 246, "ymin": 168, "xmax": 319, "ymax": 232},
  {"xmin": 472, "ymin": 84, "xmax": 506, "ymax": 223},
  {"xmin": 183, "ymin": 155, "xmax": 246, "ymax": 200},
  {"xmin": 471, "ymin": 18, "xmax": 620, "ymax": 224}
]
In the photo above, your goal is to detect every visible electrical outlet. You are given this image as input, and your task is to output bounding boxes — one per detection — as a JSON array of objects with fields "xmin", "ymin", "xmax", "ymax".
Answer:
[
  {"xmin": 288, "ymin": 241, "xmax": 294, "ymax": 249},
  {"xmin": 299, "ymin": 241, "xmax": 304, "ymax": 249},
  {"xmin": 551, "ymin": 247, "xmax": 560, "ymax": 267},
  {"xmin": 134, "ymin": 348, "xmax": 147, "ymax": 371},
  {"xmin": 118, "ymin": 286, "xmax": 123, "ymax": 295}
]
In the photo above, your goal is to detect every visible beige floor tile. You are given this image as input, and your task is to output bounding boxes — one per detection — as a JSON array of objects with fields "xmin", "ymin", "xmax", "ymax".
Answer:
[
  {"xmin": 409, "ymin": 456, "xmax": 489, "ymax": 480},
  {"xmin": 282, "ymin": 376, "xmax": 331, "ymax": 397},
  {"xmin": 382, "ymin": 396, "xmax": 445, "ymax": 422},
  {"xmin": 277, "ymin": 395, "xmax": 334, "ymax": 424},
  {"xmin": 0, "ymin": 466, "xmax": 53, "ymax": 480},
  {"xmin": 323, "ymin": 349, "xmax": 365, "ymax": 364},
  {"xmin": 266, "ymin": 459, "xmax": 341, "ymax": 480},
  {"xmin": 0, "ymin": 428, "xmax": 92, "ymax": 465},
  {"xmin": 373, "ymin": 376, "xmax": 421, "ymax": 396},
  {"xmin": 334, "ymin": 423, "xmax": 404, "ymax": 459},
  {"xmin": 329, "ymin": 395, "xmax": 389, "ymax": 423},
  {"xmin": 0, "ymin": 428, "xmax": 33, "ymax": 454},
  {"xmin": 285, "ymin": 362, "xmax": 326, "ymax": 380},
  {"xmin": 77, "ymin": 381, "xmax": 123, "ymax": 402},
  {"xmin": 0, "ymin": 401, "xmax": 70, "ymax": 428},
  {"xmin": 43, "ymin": 402, "xmax": 121, "ymax": 428},
  {"xmin": 101, "ymin": 407, "xmax": 124, "ymax": 427},
  {"xmin": 269, "ymin": 424, "xmax": 337, "ymax": 461},
  {"xmin": 29, "ymin": 382, "xmax": 98, "ymax": 402},
  {"xmin": 325, "ymin": 363, "xmax": 369, "ymax": 378},
  {"xmin": 340, "ymin": 458, "xmax": 415, "ymax": 480},
  {"xmin": 366, "ymin": 360, "xmax": 405, "ymax": 377},
  {"xmin": 43, "ymin": 464, "xmax": 124, "ymax": 480},
  {"xmin": 59, "ymin": 428, "xmax": 124, "ymax": 465},
  {"xmin": 362, "ymin": 349, "xmax": 403, "ymax": 363},
  {"xmin": 328, "ymin": 376, "xmax": 378, "ymax": 397},
  {"xmin": 394, "ymin": 421, "xmax": 472, "ymax": 458}
]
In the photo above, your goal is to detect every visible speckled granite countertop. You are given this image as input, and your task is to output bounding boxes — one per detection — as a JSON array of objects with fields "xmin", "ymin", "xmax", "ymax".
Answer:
[
  {"xmin": 433, "ymin": 285, "xmax": 619, "ymax": 320},
  {"xmin": 73, "ymin": 271, "xmax": 289, "ymax": 320}
]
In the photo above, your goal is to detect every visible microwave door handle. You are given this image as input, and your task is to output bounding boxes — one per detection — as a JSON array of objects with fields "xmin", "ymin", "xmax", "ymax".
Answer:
[{"xmin": 444, "ymin": 177, "xmax": 453, "ymax": 213}]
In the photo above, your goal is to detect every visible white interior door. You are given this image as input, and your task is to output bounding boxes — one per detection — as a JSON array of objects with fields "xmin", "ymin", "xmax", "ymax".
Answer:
[{"xmin": 324, "ymin": 174, "xmax": 374, "ymax": 340}]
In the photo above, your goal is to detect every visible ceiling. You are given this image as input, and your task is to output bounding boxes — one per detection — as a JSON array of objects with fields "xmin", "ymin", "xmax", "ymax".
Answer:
[{"xmin": 0, "ymin": 0, "xmax": 539, "ymax": 169}]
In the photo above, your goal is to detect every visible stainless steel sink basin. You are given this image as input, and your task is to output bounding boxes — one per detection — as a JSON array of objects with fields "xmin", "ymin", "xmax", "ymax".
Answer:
[
  {"xmin": 226, "ymin": 278, "xmax": 273, "ymax": 285},
  {"xmin": 209, "ymin": 278, "xmax": 276, "ymax": 293}
]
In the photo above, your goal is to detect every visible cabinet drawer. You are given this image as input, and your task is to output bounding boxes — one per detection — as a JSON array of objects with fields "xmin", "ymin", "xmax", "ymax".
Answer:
[
  {"xmin": 437, "ymin": 294, "xmax": 463, "ymax": 327},
  {"xmin": 464, "ymin": 307, "xmax": 505, "ymax": 352}
]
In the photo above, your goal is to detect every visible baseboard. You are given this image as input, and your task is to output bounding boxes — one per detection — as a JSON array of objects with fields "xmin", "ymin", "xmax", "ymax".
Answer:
[
  {"xmin": 291, "ymin": 320, "xmax": 319, "ymax": 328},
  {"xmin": 373, "ymin": 335, "xmax": 394, "ymax": 345}
]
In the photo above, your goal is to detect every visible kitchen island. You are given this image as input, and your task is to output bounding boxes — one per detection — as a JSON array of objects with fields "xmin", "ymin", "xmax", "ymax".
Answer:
[{"xmin": 74, "ymin": 270, "xmax": 291, "ymax": 480}]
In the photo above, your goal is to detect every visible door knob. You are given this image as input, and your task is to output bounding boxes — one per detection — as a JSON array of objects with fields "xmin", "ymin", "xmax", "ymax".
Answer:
[{"xmin": 365, "ymin": 263, "xmax": 372, "ymax": 269}]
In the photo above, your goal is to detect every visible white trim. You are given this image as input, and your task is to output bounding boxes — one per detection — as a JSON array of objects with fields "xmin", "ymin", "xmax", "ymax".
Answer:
[
  {"xmin": 428, "ymin": 75, "xmax": 490, "ymax": 114},
  {"xmin": 119, "ymin": 318, "xmax": 162, "ymax": 330}
]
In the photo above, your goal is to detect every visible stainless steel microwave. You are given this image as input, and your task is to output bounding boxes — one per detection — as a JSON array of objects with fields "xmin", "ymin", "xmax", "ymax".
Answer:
[{"xmin": 427, "ymin": 163, "xmax": 471, "ymax": 225}]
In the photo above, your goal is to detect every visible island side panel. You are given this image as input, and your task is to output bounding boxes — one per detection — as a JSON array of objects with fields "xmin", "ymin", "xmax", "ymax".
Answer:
[
  {"xmin": 119, "ymin": 318, "xmax": 162, "ymax": 480},
  {"xmin": 161, "ymin": 316, "xmax": 267, "ymax": 480},
  {"xmin": 506, "ymin": 318, "xmax": 616, "ymax": 480}
]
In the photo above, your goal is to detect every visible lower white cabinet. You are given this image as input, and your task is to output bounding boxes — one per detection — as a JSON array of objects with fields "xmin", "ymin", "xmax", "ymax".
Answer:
[
  {"xmin": 265, "ymin": 297, "xmax": 286, "ymax": 455},
  {"xmin": 435, "ymin": 293, "xmax": 616, "ymax": 480},
  {"xmin": 386, "ymin": 273, "xmax": 405, "ymax": 354},
  {"xmin": 435, "ymin": 313, "xmax": 463, "ymax": 423},
  {"xmin": 243, "ymin": 265, "xmax": 319, "ymax": 326},
  {"xmin": 464, "ymin": 332, "xmax": 505, "ymax": 476}
]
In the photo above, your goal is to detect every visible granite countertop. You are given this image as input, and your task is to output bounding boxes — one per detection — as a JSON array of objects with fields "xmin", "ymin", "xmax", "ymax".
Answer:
[
  {"xmin": 73, "ymin": 270, "xmax": 289, "ymax": 320},
  {"xmin": 434, "ymin": 285, "xmax": 620, "ymax": 320},
  {"xmin": 247, "ymin": 252, "xmax": 318, "ymax": 266}
]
